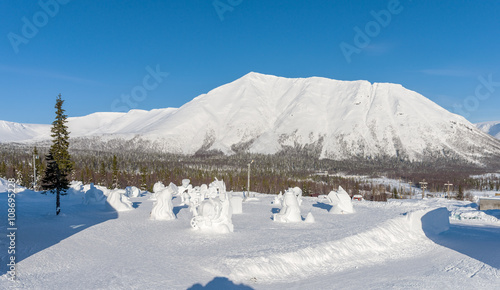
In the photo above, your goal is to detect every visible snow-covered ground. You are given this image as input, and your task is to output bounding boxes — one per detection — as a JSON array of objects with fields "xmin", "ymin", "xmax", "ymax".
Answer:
[{"xmin": 1, "ymin": 179, "xmax": 499, "ymax": 289}]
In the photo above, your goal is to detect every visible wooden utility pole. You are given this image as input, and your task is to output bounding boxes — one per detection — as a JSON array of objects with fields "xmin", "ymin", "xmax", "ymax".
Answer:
[
  {"xmin": 420, "ymin": 179, "xmax": 428, "ymax": 199},
  {"xmin": 444, "ymin": 181, "xmax": 453, "ymax": 199},
  {"xmin": 408, "ymin": 181, "xmax": 413, "ymax": 199}
]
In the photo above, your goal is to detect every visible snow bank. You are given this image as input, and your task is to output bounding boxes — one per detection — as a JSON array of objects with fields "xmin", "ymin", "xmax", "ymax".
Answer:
[
  {"xmin": 150, "ymin": 187, "xmax": 176, "ymax": 221},
  {"xmin": 229, "ymin": 207, "xmax": 449, "ymax": 282},
  {"xmin": 107, "ymin": 189, "xmax": 133, "ymax": 212}
]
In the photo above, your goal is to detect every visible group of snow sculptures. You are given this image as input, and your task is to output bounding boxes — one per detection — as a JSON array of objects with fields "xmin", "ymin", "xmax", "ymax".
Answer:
[
  {"xmin": 273, "ymin": 185, "xmax": 354, "ymax": 223},
  {"xmin": 83, "ymin": 183, "xmax": 134, "ymax": 212},
  {"xmin": 149, "ymin": 178, "xmax": 238, "ymax": 233}
]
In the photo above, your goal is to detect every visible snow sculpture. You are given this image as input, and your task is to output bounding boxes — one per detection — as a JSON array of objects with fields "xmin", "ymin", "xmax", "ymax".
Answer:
[
  {"xmin": 153, "ymin": 182, "xmax": 165, "ymax": 193},
  {"xmin": 84, "ymin": 183, "xmax": 107, "ymax": 205},
  {"xmin": 125, "ymin": 186, "xmax": 141, "ymax": 198},
  {"xmin": 328, "ymin": 186, "xmax": 354, "ymax": 214},
  {"xmin": 292, "ymin": 187, "xmax": 303, "ymax": 206},
  {"xmin": 273, "ymin": 191, "xmax": 283, "ymax": 205},
  {"xmin": 107, "ymin": 189, "xmax": 133, "ymax": 211},
  {"xmin": 273, "ymin": 190, "xmax": 302, "ymax": 223},
  {"xmin": 150, "ymin": 186, "xmax": 176, "ymax": 220},
  {"xmin": 230, "ymin": 193, "xmax": 243, "ymax": 214},
  {"xmin": 190, "ymin": 183, "xmax": 234, "ymax": 233}
]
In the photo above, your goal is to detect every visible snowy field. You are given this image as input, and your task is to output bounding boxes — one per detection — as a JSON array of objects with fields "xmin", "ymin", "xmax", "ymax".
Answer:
[{"xmin": 1, "ymin": 179, "xmax": 500, "ymax": 289}]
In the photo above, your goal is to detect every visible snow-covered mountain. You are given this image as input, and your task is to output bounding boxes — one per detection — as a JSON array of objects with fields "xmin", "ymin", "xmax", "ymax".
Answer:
[
  {"xmin": 2, "ymin": 72, "xmax": 500, "ymax": 161},
  {"xmin": 476, "ymin": 121, "xmax": 500, "ymax": 140}
]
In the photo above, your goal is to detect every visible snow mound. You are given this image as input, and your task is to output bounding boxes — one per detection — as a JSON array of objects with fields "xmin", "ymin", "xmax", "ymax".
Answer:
[
  {"xmin": 150, "ymin": 187, "xmax": 176, "ymax": 221},
  {"xmin": 83, "ymin": 183, "xmax": 106, "ymax": 205},
  {"xmin": 125, "ymin": 186, "xmax": 141, "ymax": 198},
  {"xmin": 450, "ymin": 208, "xmax": 500, "ymax": 223},
  {"xmin": 304, "ymin": 212, "xmax": 315, "ymax": 223},
  {"xmin": 229, "ymin": 207, "xmax": 449, "ymax": 283},
  {"xmin": 107, "ymin": 189, "xmax": 133, "ymax": 212},
  {"xmin": 328, "ymin": 186, "xmax": 354, "ymax": 214}
]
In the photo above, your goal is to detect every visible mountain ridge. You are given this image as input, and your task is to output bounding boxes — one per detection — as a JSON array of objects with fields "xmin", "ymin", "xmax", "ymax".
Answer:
[{"xmin": 1, "ymin": 72, "xmax": 500, "ymax": 162}]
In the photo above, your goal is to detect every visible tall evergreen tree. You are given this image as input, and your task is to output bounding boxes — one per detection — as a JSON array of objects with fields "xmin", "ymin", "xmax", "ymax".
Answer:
[{"xmin": 41, "ymin": 94, "xmax": 72, "ymax": 215}]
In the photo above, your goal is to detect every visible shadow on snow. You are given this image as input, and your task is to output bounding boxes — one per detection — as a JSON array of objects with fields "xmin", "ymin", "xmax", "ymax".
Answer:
[
  {"xmin": 0, "ymin": 191, "xmax": 119, "ymax": 276},
  {"xmin": 423, "ymin": 211, "xmax": 500, "ymax": 269},
  {"xmin": 187, "ymin": 277, "xmax": 254, "ymax": 290}
]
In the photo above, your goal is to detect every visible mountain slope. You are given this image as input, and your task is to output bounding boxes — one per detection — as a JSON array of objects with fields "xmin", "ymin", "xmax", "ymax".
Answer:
[
  {"xmin": 476, "ymin": 121, "xmax": 500, "ymax": 140},
  {"xmin": 2, "ymin": 72, "xmax": 500, "ymax": 161}
]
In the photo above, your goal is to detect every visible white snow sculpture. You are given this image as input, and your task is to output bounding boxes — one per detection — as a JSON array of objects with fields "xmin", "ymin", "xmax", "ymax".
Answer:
[
  {"xmin": 150, "ymin": 187, "xmax": 176, "ymax": 221},
  {"xmin": 168, "ymin": 182, "xmax": 178, "ymax": 195},
  {"xmin": 273, "ymin": 190, "xmax": 302, "ymax": 223},
  {"xmin": 125, "ymin": 186, "xmax": 141, "ymax": 198},
  {"xmin": 230, "ymin": 193, "xmax": 243, "ymax": 214},
  {"xmin": 199, "ymin": 184, "xmax": 209, "ymax": 198},
  {"xmin": 328, "ymin": 186, "xmax": 354, "ymax": 214},
  {"xmin": 107, "ymin": 189, "xmax": 133, "ymax": 212},
  {"xmin": 273, "ymin": 191, "xmax": 283, "ymax": 205},
  {"xmin": 84, "ymin": 183, "xmax": 107, "ymax": 205},
  {"xmin": 190, "ymin": 190, "xmax": 234, "ymax": 233},
  {"xmin": 153, "ymin": 182, "xmax": 165, "ymax": 193},
  {"xmin": 292, "ymin": 187, "xmax": 303, "ymax": 206}
]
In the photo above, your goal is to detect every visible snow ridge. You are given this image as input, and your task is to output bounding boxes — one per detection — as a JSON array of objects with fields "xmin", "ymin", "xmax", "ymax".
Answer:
[{"xmin": 227, "ymin": 208, "xmax": 449, "ymax": 283}]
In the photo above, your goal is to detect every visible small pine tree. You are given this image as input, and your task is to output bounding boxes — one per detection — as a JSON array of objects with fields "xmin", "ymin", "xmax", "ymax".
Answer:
[
  {"xmin": 457, "ymin": 184, "xmax": 464, "ymax": 200},
  {"xmin": 99, "ymin": 161, "xmax": 107, "ymax": 186},
  {"xmin": 140, "ymin": 166, "xmax": 148, "ymax": 191},
  {"xmin": 111, "ymin": 155, "xmax": 119, "ymax": 189},
  {"xmin": 0, "ymin": 161, "xmax": 6, "ymax": 178}
]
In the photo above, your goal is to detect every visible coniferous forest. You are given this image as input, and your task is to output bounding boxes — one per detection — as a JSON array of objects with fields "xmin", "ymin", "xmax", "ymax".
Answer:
[{"xmin": 1, "ymin": 142, "xmax": 499, "ymax": 201}]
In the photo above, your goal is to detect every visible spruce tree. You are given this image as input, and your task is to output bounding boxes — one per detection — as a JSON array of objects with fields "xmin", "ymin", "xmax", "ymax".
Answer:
[
  {"xmin": 41, "ymin": 94, "xmax": 72, "ymax": 215},
  {"xmin": 457, "ymin": 184, "xmax": 464, "ymax": 200},
  {"xmin": 111, "ymin": 155, "xmax": 119, "ymax": 189}
]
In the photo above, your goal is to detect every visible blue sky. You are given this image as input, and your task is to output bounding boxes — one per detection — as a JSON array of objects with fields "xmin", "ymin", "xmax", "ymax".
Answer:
[{"xmin": 1, "ymin": 0, "xmax": 499, "ymax": 124}]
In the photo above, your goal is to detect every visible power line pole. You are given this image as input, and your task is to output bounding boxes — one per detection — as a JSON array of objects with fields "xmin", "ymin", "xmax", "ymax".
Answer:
[
  {"xmin": 408, "ymin": 181, "xmax": 413, "ymax": 199},
  {"xmin": 444, "ymin": 181, "xmax": 453, "ymax": 199},
  {"xmin": 420, "ymin": 179, "xmax": 428, "ymax": 199}
]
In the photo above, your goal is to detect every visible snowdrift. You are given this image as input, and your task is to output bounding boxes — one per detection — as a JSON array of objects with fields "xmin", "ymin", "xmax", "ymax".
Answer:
[{"xmin": 228, "ymin": 207, "xmax": 450, "ymax": 283}]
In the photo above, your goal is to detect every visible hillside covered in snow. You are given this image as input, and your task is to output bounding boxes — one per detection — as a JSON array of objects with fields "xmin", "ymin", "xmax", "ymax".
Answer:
[
  {"xmin": 476, "ymin": 121, "xmax": 500, "ymax": 140},
  {"xmin": 2, "ymin": 73, "xmax": 500, "ymax": 162}
]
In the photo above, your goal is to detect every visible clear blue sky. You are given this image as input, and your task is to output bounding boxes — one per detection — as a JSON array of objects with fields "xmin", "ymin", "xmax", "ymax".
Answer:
[{"xmin": 1, "ymin": 0, "xmax": 499, "ymax": 124}]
